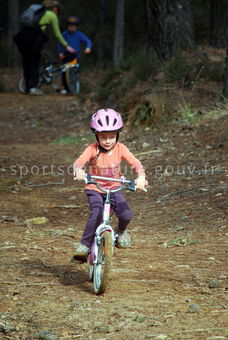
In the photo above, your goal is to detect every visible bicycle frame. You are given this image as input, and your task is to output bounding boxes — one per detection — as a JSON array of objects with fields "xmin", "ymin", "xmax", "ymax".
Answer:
[
  {"xmin": 18, "ymin": 58, "xmax": 80, "ymax": 94},
  {"xmin": 89, "ymin": 189, "xmax": 116, "ymax": 267},
  {"xmin": 85, "ymin": 174, "xmax": 136, "ymax": 294},
  {"xmin": 87, "ymin": 174, "xmax": 135, "ymax": 235},
  {"xmin": 42, "ymin": 58, "xmax": 79, "ymax": 83}
]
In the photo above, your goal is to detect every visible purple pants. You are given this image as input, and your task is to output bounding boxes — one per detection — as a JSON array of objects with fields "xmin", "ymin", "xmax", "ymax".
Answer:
[{"xmin": 81, "ymin": 190, "xmax": 134, "ymax": 247}]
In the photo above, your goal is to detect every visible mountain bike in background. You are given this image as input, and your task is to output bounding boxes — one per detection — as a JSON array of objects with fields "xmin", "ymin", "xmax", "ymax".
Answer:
[{"xmin": 18, "ymin": 58, "xmax": 80, "ymax": 95}]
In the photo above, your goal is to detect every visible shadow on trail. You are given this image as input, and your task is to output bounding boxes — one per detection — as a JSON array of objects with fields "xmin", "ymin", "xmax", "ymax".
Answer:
[{"xmin": 20, "ymin": 259, "xmax": 94, "ymax": 295}]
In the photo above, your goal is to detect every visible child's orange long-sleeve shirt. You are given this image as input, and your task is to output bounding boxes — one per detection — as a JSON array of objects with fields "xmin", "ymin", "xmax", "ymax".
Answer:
[{"xmin": 74, "ymin": 142, "xmax": 145, "ymax": 192}]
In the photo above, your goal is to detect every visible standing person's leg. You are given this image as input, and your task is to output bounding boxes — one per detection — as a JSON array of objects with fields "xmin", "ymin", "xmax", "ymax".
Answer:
[
  {"xmin": 60, "ymin": 54, "xmax": 75, "ymax": 94},
  {"xmin": 28, "ymin": 51, "xmax": 44, "ymax": 95},
  {"xmin": 22, "ymin": 51, "xmax": 31, "ymax": 93},
  {"xmin": 29, "ymin": 52, "xmax": 41, "ymax": 89},
  {"xmin": 22, "ymin": 51, "xmax": 40, "ymax": 92},
  {"xmin": 60, "ymin": 72, "xmax": 69, "ymax": 94}
]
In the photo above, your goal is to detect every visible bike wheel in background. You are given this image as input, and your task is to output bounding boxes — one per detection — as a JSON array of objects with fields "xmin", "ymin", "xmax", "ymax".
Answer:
[
  {"xmin": 18, "ymin": 76, "xmax": 26, "ymax": 94},
  {"xmin": 65, "ymin": 68, "xmax": 80, "ymax": 94},
  {"xmin": 93, "ymin": 230, "xmax": 112, "ymax": 295},
  {"xmin": 18, "ymin": 75, "xmax": 42, "ymax": 94}
]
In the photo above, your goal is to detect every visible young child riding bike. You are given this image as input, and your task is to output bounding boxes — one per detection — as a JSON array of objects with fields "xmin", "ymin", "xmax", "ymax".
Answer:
[
  {"xmin": 72, "ymin": 108, "xmax": 147, "ymax": 261},
  {"xmin": 57, "ymin": 16, "xmax": 92, "ymax": 94}
]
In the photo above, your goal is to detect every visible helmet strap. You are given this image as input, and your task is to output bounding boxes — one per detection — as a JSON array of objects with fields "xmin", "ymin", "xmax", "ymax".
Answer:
[{"xmin": 91, "ymin": 144, "xmax": 111, "ymax": 165}]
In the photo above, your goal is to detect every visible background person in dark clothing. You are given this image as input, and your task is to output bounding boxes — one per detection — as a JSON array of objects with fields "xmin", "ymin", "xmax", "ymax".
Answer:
[
  {"xmin": 58, "ymin": 16, "xmax": 92, "ymax": 94},
  {"xmin": 15, "ymin": 0, "xmax": 75, "ymax": 95}
]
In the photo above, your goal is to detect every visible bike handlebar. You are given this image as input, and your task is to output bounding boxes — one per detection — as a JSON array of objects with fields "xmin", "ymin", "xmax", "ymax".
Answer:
[{"xmin": 85, "ymin": 174, "xmax": 137, "ymax": 193}]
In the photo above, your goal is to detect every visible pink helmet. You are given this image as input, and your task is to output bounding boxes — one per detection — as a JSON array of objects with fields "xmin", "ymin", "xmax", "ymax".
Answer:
[{"xmin": 90, "ymin": 108, "xmax": 123, "ymax": 133}]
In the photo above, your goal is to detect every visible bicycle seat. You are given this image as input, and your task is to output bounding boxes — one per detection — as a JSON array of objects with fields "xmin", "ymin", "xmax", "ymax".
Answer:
[
  {"xmin": 44, "ymin": 60, "xmax": 60, "ymax": 65},
  {"xmin": 67, "ymin": 58, "xmax": 77, "ymax": 65}
]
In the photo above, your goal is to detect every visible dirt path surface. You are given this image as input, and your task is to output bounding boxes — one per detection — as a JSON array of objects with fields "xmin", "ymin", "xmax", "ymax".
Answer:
[{"xmin": 0, "ymin": 93, "xmax": 227, "ymax": 340}]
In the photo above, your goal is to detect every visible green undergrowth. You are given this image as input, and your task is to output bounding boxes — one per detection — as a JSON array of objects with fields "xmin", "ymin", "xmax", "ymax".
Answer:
[
  {"xmin": 176, "ymin": 96, "xmax": 228, "ymax": 125},
  {"xmin": 177, "ymin": 100, "xmax": 201, "ymax": 124},
  {"xmin": 88, "ymin": 49, "xmax": 226, "ymax": 128},
  {"xmin": 164, "ymin": 236, "xmax": 199, "ymax": 247},
  {"xmin": 163, "ymin": 54, "xmax": 224, "ymax": 85},
  {"xmin": 97, "ymin": 48, "xmax": 160, "ymax": 103},
  {"xmin": 52, "ymin": 135, "xmax": 90, "ymax": 146},
  {"xmin": 0, "ymin": 177, "xmax": 27, "ymax": 192}
]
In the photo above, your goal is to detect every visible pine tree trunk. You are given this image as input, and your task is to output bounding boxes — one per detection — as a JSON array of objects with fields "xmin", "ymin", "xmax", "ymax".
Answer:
[
  {"xmin": 7, "ymin": 0, "xmax": 20, "ymax": 67},
  {"xmin": 144, "ymin": 0, "xmax": 194, "ymax": 61},
  {"xmin": 209, "ymin": 0, "xmax": 228, "ymax": 48},
  {"xmin": 223, "ymin": 47, "xmax": 228, "ymax": 97},
  {"xmin": 97, "ymin": 0, "xmax": 108, "ymax": 67},
  {"xmin": 113, "ymin": 0, "xmax": 125, "ymax": 67}
]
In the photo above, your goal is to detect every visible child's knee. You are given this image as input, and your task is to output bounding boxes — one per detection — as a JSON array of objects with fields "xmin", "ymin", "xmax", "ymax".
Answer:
[
  {"xmin": 120, "ymin": 209, "xmax": 134, "ymax": 223},
  {"xmin": 127, "ymin": 210, "xmax": 134, "ymax": 221}
]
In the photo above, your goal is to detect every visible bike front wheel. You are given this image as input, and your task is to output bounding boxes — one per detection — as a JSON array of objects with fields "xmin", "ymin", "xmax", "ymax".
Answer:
[
  {"xmin": 89, "ymin": 265, "xmax": 94, "ymax": 282},
  {"xmin": 65, "ymin": 68, "xmax": 80, "ymax": 94},
  {"xmin": 93, "ymin": 231, "xmax": 113, "ymax": 295}
]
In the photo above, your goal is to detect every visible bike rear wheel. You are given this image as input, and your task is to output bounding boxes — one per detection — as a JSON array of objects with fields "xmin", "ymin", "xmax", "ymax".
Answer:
[
  {"xmin": 65, "ymin": 68, "xmax": 80, "ymax": 94},
  {"xmin": 18, "ymin": 75, "xmax": 43, "ymax": 94},
  {"xmin": 18, "ymin": 76, "xmax": 26, "ymax": 94},
  {"xmin": 93, "ymin": 231, "xmax": 113, "ymax": 295}
]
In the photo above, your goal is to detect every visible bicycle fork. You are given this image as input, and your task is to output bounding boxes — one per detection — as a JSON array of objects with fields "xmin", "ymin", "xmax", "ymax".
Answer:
[
  {"xmin": 89, "ymin": 192, "xmax": 115, "ymax": 265},
  {"xmin": 102, "ymin": 192, "xmax": 116, "ymax": 247}
]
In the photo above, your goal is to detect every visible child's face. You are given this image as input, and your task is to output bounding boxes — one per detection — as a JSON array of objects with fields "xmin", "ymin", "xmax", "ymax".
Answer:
[
  {"xmin": 52, "ymin": 6, "xmax": 60, "ymax": 15},
  {"xmin": 67, "ymin": 24, "xmax": 77, "ymax": 33},
  {"xmin": 97, "ymin": 132, "xmax": 117, "ymax": 150}
]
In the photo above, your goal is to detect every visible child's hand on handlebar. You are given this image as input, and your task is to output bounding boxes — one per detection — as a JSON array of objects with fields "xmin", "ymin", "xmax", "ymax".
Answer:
[
  {"xmin": 136, "ymin": 176, "xmax": 148, "ymax": 191},
  {"xmin": 84, "ymin": 48, "xmax": 91, "ymax": 54},
  {"xmin": 66, "ymin": 45, "xmax": 76, "ymax": 54},
  {"xmin": 59, "ymin": 53, "xmax": 65, "ymax": 60},
  {"xmin": 73, "ymin": 166, "xmax": 85, "ymax": 180}
]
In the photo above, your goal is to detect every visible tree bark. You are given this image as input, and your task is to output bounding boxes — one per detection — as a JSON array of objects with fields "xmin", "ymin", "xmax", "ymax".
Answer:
[
  {"xmin": 223, "ymin": 47, "xmax": 228, "ymax": 97},
  {"xmin": 97, "ymin": 0, "xmax": 108, "ymax": 67},
  {"xmin": 113, "ymin": 0, "xmax": 124, "ymax": 67},
  {"xmin": 7, "ymin": 0, "xmax": 20, "ymax": 66},
  {"xmin": 144, "ymin": 0, "xmax": 194, "ymax": 61},
  {"xmin": 209, "ymin": 0, "xmax": 228, "ymax": 48}
]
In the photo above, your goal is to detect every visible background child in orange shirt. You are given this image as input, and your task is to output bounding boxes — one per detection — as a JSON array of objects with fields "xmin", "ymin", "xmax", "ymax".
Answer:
[{"xmin": 73, "ymin": 108, "xmax": 147, "ymax": 261}]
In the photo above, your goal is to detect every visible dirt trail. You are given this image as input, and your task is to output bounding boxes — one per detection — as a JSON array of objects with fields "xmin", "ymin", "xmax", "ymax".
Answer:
[{"xmin": 0, "ymin": 93, "xmax": 227, "ymax": 340}]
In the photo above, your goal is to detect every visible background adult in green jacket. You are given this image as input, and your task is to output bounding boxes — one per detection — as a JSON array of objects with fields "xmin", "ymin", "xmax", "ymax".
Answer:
[{"xmin": 18, "ymin": 0, "xmax": 75, "ymax": 95}]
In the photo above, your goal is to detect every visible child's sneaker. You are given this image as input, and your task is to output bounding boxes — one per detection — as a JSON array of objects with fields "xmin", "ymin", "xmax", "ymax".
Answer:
[
  {"xmin": 71, "ymin": 243, "xmax": 89, "ymax": 262},
  {"xmin": 60, "ymin": 89, "xmax": 68, "ymax": 95},
  {"xmin": 116, "ymin": 230, "xmax": 131, "ymax": 248}
]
